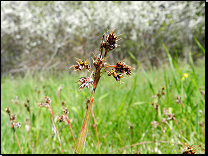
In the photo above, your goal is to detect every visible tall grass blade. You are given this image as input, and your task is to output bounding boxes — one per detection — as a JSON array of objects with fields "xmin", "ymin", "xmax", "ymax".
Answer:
[
  {"xmin": 141, "ymin": 67, "xmax": 155, "ymax": 95},
  {"xmin": 127, "ymin": 51, "xmax": 140, "ymax": 69},
  {"xmin": 116, "ymin": 89, "xmax": 131, "ymax": 117},
  {"xmin": 193, "ymin": 36, "xmax": 205, "ymax": 54},
  {"xmin": 187, "ymin": 49, "xmax": 201, "ymax": 141},
  {"xmin": 162, "ymin": 43, "xmax": 180, "ymax": 93}
]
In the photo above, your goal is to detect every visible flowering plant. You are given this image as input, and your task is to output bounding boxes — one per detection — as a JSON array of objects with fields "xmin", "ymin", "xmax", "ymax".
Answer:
[{"xmin": 70, "ymin": 29, "xmax": 133, "ymax": 153}]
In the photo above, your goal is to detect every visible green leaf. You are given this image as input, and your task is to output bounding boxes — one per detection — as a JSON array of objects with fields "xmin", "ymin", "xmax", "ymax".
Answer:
[
  {"xmin": 99, "ymin": 93, "xmax": 110, "ymax": 101},
  {"xmin": 127, "ymin": 51, "xmax": 140, "ymax": 69},
  {"xmin": 193, "ymin": 36, "xmax": 205, "ymax": 54},
  {"xmin": 141, "ymin": 67, "xmax": 155, "ymax": 95},
  {"xmin": 132, "ymin": 101, "xmax": 149, "ymax": 106}
]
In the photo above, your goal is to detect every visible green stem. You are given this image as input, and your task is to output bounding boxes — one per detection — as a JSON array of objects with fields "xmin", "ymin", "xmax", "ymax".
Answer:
[
  {"xmin": 91, "ymin": 109, "xmax": 101, "ymax": 154},
  {"xmin": 51, "ymin": 109, "xmax": 64, "ymax": 154},
  {"xmin": 66, "ymin": 115, "xmax": 76, "ymax": 144},
  {"xmin": 75, "ymin": 71, "xmax": 101, "ymax": 154},
  {"xmin": 75, "ymin": 90, "xmax": 95, "ymax": 154},
  {"xmin": 13, "ymin": 127, "xmax": 23, "ymax": 154}
]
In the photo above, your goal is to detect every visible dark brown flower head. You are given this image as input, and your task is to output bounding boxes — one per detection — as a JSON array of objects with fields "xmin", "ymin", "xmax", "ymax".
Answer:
[
  {"xmin": 99, "ymin": 29, "xmax": 121, "ymax": 57},
  {"xmin": 77, "ymin": 72, "xmax": 94, "ymax": 90},
  {"xmin": 182, "ymin": 145, "xmax": 195, "ymax": 154},
  {"xmin": 113, "ymin": 72, "xmax": 124, "ymax": 82},
  {"xmin": 106, "ymin": 68, "xmax": 115, "ymax": 76},
  {"xmin": 71, "ymin": 65, "xmax": 80, "ymax": 71},
  {"xmin": 84, "ymin": 60, "xmax": 91, "ymax": 71},
  {"xmin": 10, "ymin": 114, "xmax": 17, "ymax": 121},
  {"xmin": 78, "ymin": 77, "xmax": 87, "ymax": 84},
  {"xmin": 38, "ymin": 96, "xmax": 52, "ymax": 109},
  {"xmin": 24, "ymin": 103, "xmax": 30, "ymax": 112},
  {"xmin": 27, "ymin": 106, "xmax": 30, "ymax": 112},
  {"xmin": 162, "ymin": 92, "xmax": 166, "ymax": 95},
  {"xmin": 106, "ymin": 71, "xmax": 111, "ymax": 76},
  {"xmin": 154, "ymin": 103, "xmax": 159, "ymax": 109},
  {"xmin": 63, "ymin": 107, "xmax": 68, "ymax": 115},
  {"xmin": 5, "ymin": 107, "xmax": 11, "ymax": 115},
  {"xmin": 75, "ymin": 58, "xmax": 85, "ymax": 70},
  {"xmin": 106, "ymin": 68, "xmax": 124, "ymax": 82},
  {"xmin": 44, "ymin": 96, "xmax": 51, "ymax": 104},
  {"xmin": 115, "ymin": 61, "xmax": 133, "ymax": 76},
  {"xmin": 70, "ymin": 58, "xmax": 91, "ymax": 71},
  {"xmin": 61, "ymin": 100, "xmax": 66, "ymax": 106},
  {"xmin": 167, "ymin": 113, "xmax": 176, "ymax": 120},
  {"xmin": 92, "ymin": 53, "xmax": 106, "ymax": 70},
  {"xmin": 105, "ymin": 29, "xmax": 119, "ymax": 51},
  {"xmin": 57, "ymin": 115, "xmax": 65, "ymax": 122},
  {"xmin": 129, "ymin": 125, "xmax": 134, "ymax": 129}
]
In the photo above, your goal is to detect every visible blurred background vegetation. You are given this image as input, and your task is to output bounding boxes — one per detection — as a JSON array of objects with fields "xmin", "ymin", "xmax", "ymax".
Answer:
[{"xmin": 1, "ymin": 1, "xmax": 205, "ymax": 77}]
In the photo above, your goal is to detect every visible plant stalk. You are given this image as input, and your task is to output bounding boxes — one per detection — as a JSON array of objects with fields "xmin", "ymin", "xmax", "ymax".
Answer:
[
  {"xmin": 13, "ymin": 127, "xmax": 23, "ymax": 154},
  {"xmin": 75, "ymin": 72, "xmax": 100, "ymax": 153}
]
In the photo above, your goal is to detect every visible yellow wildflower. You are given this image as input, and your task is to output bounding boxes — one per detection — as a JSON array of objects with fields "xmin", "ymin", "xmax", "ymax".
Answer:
[
  {"xmin": 182, "ymin": 77, "xmax": 185, "ymax": 81},
  {"xmin": 183, "ymin": 73, "xmax": 188, "ymax": 78}
]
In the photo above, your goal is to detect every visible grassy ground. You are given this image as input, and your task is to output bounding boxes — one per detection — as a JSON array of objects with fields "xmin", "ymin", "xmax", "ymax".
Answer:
[{"xmin": 1, "ymin": 58, "xmax": 205, "ymax": 154}]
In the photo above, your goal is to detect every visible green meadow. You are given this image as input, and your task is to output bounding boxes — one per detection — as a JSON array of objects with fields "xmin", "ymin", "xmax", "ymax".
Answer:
[{"xmin": 1, "ymin": 52, "xmax": 205, "ymax": 154}]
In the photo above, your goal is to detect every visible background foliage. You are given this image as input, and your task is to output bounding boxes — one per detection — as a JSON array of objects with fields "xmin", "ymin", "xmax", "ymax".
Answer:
[
  {"xmin": 1, "ymin": 1, "xmax": 205, "ymax": 77},
  {"xmin": 1, "ymin": 64, "xmax": 205, "ymax": 154}
]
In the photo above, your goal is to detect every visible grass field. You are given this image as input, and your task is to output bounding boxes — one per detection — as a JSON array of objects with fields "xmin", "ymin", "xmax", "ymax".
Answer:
[{"xmin": 1, "ymin": 54, "xmax": 205, "ymax": 154}]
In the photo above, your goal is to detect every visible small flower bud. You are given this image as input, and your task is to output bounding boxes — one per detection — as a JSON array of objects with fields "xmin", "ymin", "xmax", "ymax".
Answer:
[{"xmin": 5, "ymin": 107, "xmax": 11, "ymax": 115}]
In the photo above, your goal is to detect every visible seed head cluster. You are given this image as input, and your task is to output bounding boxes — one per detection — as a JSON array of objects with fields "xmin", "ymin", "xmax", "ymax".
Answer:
[
  {"xmin": 182, "ymin": 145, "xmax": 195, "ymax": 154},
  {"xmin": 115, "ymin": 60, "xmax": 133, "ymax": 75},
  {"xmin": 38, "ymin": 96, "xmax": 52, "ymax": 109},
  {"xmin": 71, "ymin": 58, "xmax": 91, "ymax": 71},
  {"xmin": 24, "ymin": 99, "xmax": 30, "ymax": 113},
  {"xmin": 77, "ymin": 72, "xmax": 94, "ymax": 90},
  {"xmin": 106, "ymin": 60, "xmax": 133, "ymax": 82},
  {"xmin": 92, "ymin": 53, "xmax": 106, "ymax": 71},
  {"xmin": 5, "ymin": 108, "xmax": 21, "ymax": 129},
  {"xmin": 57, "ymin": 115, "xmax": 66, "ymax": 123},
  {"xmin": 70, "ymin": 29, "xmax": 133, "ymax": 90},
  {"xmin": 106, "ymin": 68, "xmax": 124, "ymax": 82},
  {"xmin": 100, "ymin": 29, "xmax": 121, "ymax": 57}
]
